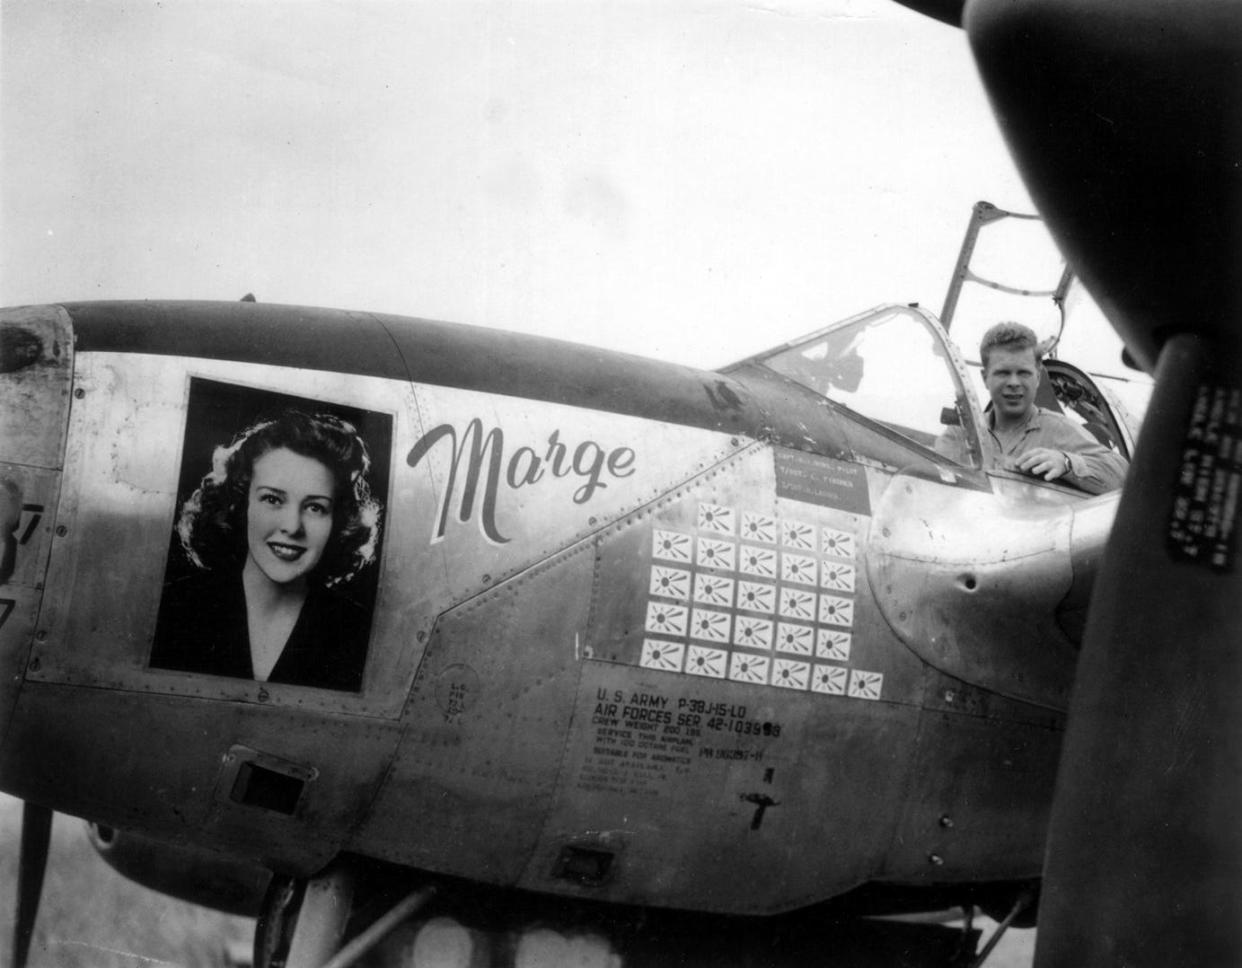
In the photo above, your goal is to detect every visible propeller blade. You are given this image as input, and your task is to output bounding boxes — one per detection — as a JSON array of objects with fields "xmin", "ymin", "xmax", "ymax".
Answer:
[
  {"xmin": 13, "ymin": 801, "xmax": 53, "ymax": 968},
  {"xmin": 965, "ymin": 0, "xmax": 1242, "ymax": 964},
  {"xmin": 1039, "ymin": 338, "xmax": 1241, "ymax": 966},
  {"xmin": 964, "ymin": 0, "xmax": 1242, "ymax": 371},
  {"xmin": 890, "ymin": 0, "xmax": 965, "ymax": 27}
]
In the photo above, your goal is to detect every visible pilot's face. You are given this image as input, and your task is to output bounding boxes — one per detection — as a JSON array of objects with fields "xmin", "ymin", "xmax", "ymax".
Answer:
[
  {"xmin": 246, "ymin": 447, "xmax": 336, "ymax": 586},
  {"xmin": 983, "ymin": 346, "xmax": 1040, "ymax": 426}
]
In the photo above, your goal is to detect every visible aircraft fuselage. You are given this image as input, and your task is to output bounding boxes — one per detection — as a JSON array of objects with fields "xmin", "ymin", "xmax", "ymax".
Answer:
[{"xmin": 0, "ymin": 299, "xmax": 1111, "ymax": 918}]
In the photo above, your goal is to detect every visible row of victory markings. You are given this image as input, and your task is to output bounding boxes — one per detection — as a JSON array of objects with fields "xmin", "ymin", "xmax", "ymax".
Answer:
[
  {"xmin": 653, "ymin": 536, "xmax": 857, "ymax": 591},
  {"xmin": 693, "ymin": 502, "xmax": 858, "ymax": 558},
  {"xmin": 648, "ymin": 568, "xmax": 856, "ymax": 623},
  {"xmin": 663, "ymin": 515, "xmax": 856, "ymax": 562},
  {"xmin": 645, "ymin": 599, "xmax": 854, "ymax": 657},
  {"xmin": 638, "ymin": 638, "xmax": 884, "ymax": 700}
]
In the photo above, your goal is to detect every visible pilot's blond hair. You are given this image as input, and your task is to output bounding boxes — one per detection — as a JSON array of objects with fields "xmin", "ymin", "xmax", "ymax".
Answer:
[{"xmin": 979, "ymin": 321, "xmax": 1041, "ymax": 370}]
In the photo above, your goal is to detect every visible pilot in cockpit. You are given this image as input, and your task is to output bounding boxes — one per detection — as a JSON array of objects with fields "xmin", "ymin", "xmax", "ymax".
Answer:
[{"xmin": 974, "ymin": 321, "xmax": 1128, "ymax": 494}]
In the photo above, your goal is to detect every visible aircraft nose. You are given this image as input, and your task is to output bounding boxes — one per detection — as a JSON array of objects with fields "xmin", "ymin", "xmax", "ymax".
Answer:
[{"xmin": 0, "ymin": 305, "xmax": 75, "ymax": 752}]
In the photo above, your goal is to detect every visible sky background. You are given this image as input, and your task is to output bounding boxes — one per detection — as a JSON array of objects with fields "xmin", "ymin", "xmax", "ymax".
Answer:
[{"xmin": 1, "ymin": 0, "xmax": 1147, "ymax": 393}]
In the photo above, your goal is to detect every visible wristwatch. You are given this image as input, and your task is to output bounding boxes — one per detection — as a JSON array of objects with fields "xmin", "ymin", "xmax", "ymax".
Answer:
[{"xmin": 1061, "ymin": 451, "xmax": 1072, "ymax": 476}]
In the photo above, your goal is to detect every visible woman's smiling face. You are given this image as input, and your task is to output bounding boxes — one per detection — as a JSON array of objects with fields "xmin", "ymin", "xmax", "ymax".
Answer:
[{"xmin": 245, "ymin": 447, "xmax": 336, "ymax": 586}]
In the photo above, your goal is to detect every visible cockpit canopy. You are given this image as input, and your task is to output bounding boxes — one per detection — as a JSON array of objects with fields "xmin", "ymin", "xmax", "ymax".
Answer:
[{"xmin": 741, "ymin": 305, "xmax": 984, "ymax": 468}]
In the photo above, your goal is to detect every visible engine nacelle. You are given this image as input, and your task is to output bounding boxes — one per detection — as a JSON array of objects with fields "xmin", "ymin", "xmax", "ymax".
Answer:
[{"xmin": 87, "ymin": 821, "xmax": 270, "ymax": 918}]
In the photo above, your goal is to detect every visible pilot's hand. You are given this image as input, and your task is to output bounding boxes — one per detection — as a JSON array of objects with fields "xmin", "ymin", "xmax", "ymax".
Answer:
[{"xmin": 1016, "ymin": 447, "xmax": 1072, "ymax": 481}]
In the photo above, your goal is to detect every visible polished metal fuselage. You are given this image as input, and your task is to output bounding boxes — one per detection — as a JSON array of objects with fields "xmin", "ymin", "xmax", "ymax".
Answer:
[{"xmin": 0, "ymin": 300, "xmax": 1115, "ymax": 915}]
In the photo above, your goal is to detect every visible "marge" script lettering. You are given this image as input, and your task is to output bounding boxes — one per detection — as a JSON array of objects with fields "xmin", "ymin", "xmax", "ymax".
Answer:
[{"xmin": 407, "ymin": 419, "xmax": 637, "ymax": 544}]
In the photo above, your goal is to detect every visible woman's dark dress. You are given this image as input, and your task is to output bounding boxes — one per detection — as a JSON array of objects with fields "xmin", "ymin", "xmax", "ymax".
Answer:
[{"xmin": 149, "ymin": 571, "xmax": 369, "ymax": 692}]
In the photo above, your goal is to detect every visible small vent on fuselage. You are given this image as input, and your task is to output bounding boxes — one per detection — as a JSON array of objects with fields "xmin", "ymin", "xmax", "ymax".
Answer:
[{"xmin": 553, "ymin": 845, "xmax": 616, "ymax": 886}]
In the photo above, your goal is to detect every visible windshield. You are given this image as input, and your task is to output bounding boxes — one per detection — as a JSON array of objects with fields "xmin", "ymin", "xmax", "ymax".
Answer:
[{"xmin": 758, "ymin": 307, "xmax": 979, "ymax": 467}]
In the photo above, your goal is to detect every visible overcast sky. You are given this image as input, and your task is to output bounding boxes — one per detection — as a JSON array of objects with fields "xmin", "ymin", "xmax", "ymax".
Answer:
[{"xmin": 1, "ymin": 0, "xmax": 1142, "ymax": 384}]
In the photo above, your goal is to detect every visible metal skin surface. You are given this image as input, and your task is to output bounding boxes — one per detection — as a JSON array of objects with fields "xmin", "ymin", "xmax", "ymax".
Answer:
[
  {"xmin": 0, "ymin": 298, "xmax": 1126, "ymax": 929},
  {"xmin": 870, "ymin": 474, "xmax": 1111, "ymax": 710},
  {"xmin": 0, "ymin": 306, "xmax": 73, "ymax": 759}
]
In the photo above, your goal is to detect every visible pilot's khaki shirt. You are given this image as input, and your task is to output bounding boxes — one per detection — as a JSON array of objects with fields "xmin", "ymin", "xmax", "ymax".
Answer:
[{"xmin": 986, "ymin": 406, "xmax": 1129, "ymax": 495}]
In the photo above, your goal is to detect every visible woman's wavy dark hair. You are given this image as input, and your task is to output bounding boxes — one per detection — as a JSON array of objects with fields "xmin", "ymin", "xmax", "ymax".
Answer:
[{"xmin": 176, "ymin": 410, "xmax": 382, "ymax": 587}]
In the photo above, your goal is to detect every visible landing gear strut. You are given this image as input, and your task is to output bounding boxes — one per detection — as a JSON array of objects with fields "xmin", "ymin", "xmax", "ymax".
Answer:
[{"xmin": 254, "ymin": 864, "xmax": 437, "ymax": 968}]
